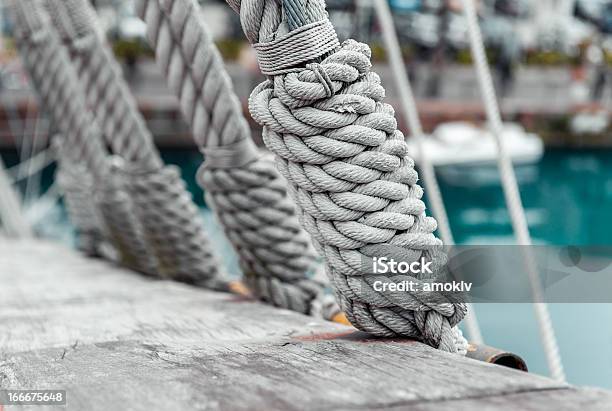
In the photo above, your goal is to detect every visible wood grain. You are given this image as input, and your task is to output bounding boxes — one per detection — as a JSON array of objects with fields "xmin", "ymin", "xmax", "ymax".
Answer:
[{"xmin": 0, "ymin": 239, "xmax": 609, "ymax": 410}]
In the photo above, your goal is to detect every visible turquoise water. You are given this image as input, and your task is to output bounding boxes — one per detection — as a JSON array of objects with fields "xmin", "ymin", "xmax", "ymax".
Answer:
[
  {"xmin": 431, "ymin": 149, "xmax": 612, "ymax": 389},
  {"xmin": 3, "ymin": 148, "xmax": 612, "ymax": 388}
]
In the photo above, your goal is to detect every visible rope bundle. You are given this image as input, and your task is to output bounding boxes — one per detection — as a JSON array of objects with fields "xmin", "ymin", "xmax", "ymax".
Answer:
[
  {"xmin": 11, "ymin": 0, "xmax": 158, "ymax": 274},
  {"xmin": 228, "ymin": 0, "xmax": 467, "ymax": 352},
  {"xmin": 46, "ymin": 0, "xmax": 226, "ymax": 287},
  {"xmin": 55, "ymin": 147, "xmax": 105, "ymax": 257},
  {"xmin": 47, "ymin": 0, "xmax": 162, "ymax": 170},
  {"xmin": 9, "ymin": 0, "xmax": 112, "ymax": 257},
  {"xmin": 137, "ymin": 0, "xmax": 339, "ymax": 316},
  {"xmin": 11, "ymin": 2, "xmax": 109, "ymax": 181},
  {"xmin": 126, "ymin": 164, "xmax": 226, "ymax": 289},
  {"xmin": 95, "ymin": 163, "xmax": 159, "ymax": 275}
]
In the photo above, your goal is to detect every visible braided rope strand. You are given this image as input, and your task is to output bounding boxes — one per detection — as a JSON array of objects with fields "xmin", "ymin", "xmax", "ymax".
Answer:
[
  {"xmin": 228, "ymin": 0, "xmax": 467, "ymax": 352},
  {"xmin": 11, "ymin": 0, "xmax": 159, "ymax": 274},
  {"xmin": 53, "ymin": 136, "xmax": 107, "ymax": 257},
  {"xmin": 46, "ymin": 0, "xmax": 226, "ymax": 287},
  {"xmin": 137, "ymin": 0, "xmax": 339, "ymax": 315},
  {"xmin": 47, "ymin": 0, "xmax": 163, "ymax": 170},
  {"xmin": 11, "ymin": 1, "xmax": 109, "ymax": 180}
]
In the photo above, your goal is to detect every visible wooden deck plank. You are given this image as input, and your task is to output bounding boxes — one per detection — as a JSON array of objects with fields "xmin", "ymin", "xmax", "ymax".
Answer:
[
  {"xmin": 378, "ymin": 388, "xmax": 612, "ymax": 411},
  {"xmin": 0, "ymin": 240, "xmax": 608, "ymax": 410}
]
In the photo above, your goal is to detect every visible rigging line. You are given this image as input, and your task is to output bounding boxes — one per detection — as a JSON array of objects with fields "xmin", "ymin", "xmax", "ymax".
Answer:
[
  {"xmin": 6, "ymin": 147, "xmax": 55, "ymax": 182},
  {"xmin": 461, "ymin": 0, "xmax": 565, "ymax": 382},
  {"xmin": 23, "ymin": 113, "xmax": 47, "ymax": 206},
  {"xmin": 371, "ymin": 0, "xmax": 483, "ymax": 345},
  {"xmin": 0, "ymin": 155, "xmax": 32, "ymax": 237},
  {"xmin": 18, "ymin": 93, "xmax": 34, "ymax": 166},
  {"xmin": 25, "ymin": 179, "xmax": 61, "ymax": 226}
]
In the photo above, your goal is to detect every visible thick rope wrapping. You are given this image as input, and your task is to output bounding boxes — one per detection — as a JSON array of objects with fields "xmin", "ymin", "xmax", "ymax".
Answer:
[
  {"xmin": 94, "ymin": 162, "xmax": 159, "ymax": 275},
  {"xmin": 229, "ymin": 0, "xmax": 467, "ymax": 352},
  {"xmin": 252, "ymin": 20, "xmax": 339, "ymax": 75},
  {"xmin": 53, "ymin": 137, "xmax": 106, "ymax": 257},
  {"xmin": 125, "ymin": 164, "xmax": 228, "ymax": 290},
  {"xmin": 137, "ymin": 0, "xmax": 340, "ymax": 316},
  {"xmin": 45, "ymin": 0, "xmax": 226, "ymax": 287},
  {"xmin": 10, "ymin": 0, "xmax": 109, "ymax": 180},
  {"xmin": 46, "ymin": 0, "xmax": 162, "ymax": 170},
  {"xmin": 10, "ymin": 0, "xmax": 110, "ymax": 252}
]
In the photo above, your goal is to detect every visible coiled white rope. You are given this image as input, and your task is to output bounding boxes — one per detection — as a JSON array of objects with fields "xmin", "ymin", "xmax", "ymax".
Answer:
[
  {"xmin": 227, "ymin": 0, "xmax": 468, "ymax": 352},
  {"xmin": 46, "ymin": 0, "xmax": 227, "ymax": 288},
  {"xmin": 136, "ymin": 0, "xmax": 340, "ymax": 317},
  {"xmin": 10, "ymin": 0, "xmax": 110, "ymax": 181},
  {"xmin": 10, "ymin": 0, "xmax": 157, "ymax": 269},
  {"xmin": 461, "ymin": 0, "xmax": 564, "ymax": 381},
  {"xmin": 9, "ymin": 0, "xmax": 113, "ymax": 252}
]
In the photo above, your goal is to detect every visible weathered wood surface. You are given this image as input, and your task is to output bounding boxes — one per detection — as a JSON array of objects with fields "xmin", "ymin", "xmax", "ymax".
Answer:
[{"xmin": 1, "ymin": 239, "xmax": 611, "ymax": 410}]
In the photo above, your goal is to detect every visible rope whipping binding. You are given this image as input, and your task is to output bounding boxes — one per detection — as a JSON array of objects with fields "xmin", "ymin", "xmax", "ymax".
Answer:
[
  {"xmin": 136, "ymin": 0, "xmax": 341, "ymax": 318},
  {"xmin": 9, "ymin": 0, "xmax": 157, "ymax": 273},
  {"xmin": 226, "ymin": 0, "xmax": 468, "ymax": 353},
  {"xmin": 461, "ymin": 0, "xmax": 564, "ymax": 380},
  {"xmin": 45, "ymin": 0, "xmax": 227, "ymax": 289},
  {"xmin": 372, "ymin": 0, "xmax": 483, "ymax": 345},
  {"xmin": 9, "ymin": 0, "xmax": 108, "ymax": 181}
]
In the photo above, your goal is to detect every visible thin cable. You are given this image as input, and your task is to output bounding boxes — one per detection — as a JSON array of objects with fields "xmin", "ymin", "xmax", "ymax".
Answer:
[
  {"xmin": 372, "ymin": 0, "xmax": 483, "ymax": 344},
  {"xmin": 6, "ymin": 147, "xmax": 55, "ymax": 181},
  {"xmin": 462, "ymin": 0, "xmax": 564, "ymax": 381},
  {"xmin": 0, "ymin": 155, "xmax": 32, "ymax": 237},
  {"xmin": 23, "ymin": 114, "xmax": 47, "ymax": 206}
]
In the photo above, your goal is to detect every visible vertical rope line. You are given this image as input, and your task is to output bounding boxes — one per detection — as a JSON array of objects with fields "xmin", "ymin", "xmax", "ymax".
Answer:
[
  {"xmin": 23, "ymin": 114, "xmax": 47, "ymax": 207},
  {"xmin": 462, "ymin": 0, "xmax": 564, "ymax": 381},
  {"xmin": 372, "ymin": 0, "xmax": 482, "ymax": 345},
  {"xmin": 9, "ymin": 0, "xmax": 117, "ymax": 257},
  {"xmin": 10, "ymin": 0, "xmax": 110, "ymax": 180},
  {"xmin": 46, "ymin": 0, "xmax": 163, "ymax": 171},
  {"xmin": 228, "ymin": 0, "xmax": 469, "ymax": 352},
  {"xmin": 133, "ymin": 0, "xmax": 338, "ymax": 315},
  {"xmin": 0, "ymin": 156, "xmax": 32, "ymax": 237}
]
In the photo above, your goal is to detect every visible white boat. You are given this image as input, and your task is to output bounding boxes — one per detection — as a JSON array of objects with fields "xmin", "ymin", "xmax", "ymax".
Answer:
[{"xmin": 406, "ymin": 122, "xmax": 544, "ymax": 167}]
